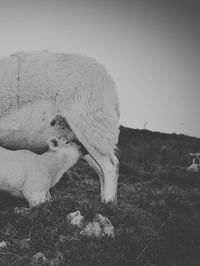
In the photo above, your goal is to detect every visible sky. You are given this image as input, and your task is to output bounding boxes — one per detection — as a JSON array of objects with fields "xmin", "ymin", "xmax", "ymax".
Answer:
[{"xmin": 0, "ymin": 0, "xmax": 200, "ymax": 137}]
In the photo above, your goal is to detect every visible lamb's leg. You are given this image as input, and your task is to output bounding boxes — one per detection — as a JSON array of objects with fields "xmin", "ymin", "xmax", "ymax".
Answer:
[
  {"xmin": 84, "ymin": 153, "xmax": 119, "ymax": 204},
  {"xmin": 24, "ymin": 190, "xmax": 52, "ymax": 208}
]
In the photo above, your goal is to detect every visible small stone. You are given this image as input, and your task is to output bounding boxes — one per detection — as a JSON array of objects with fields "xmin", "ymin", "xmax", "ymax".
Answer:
[
  {"xmin": 66, "ymin": 211, "xmax": 84, "ymax": 228},
  {"xmin": 0, "ymin": 241, "xmax": 7, "ymax": 249},
  {"xmin": 94, "ymin": 214, "xmax": 115, "ymax": 238},
  {"xmin": 49, "ymin": 252, "xmax": 64, "ymax": 266},
  {"xmin": 81, "ymin": 221, "xmax": 102, "ymax": 237},
  {"xmin": 81, "ymin": 214, "xmax": 115, "ymax": 238},
  {"xmin": 14, "ymin": 207, "xmax": 30, "ymax": 216},
  {"xmin": 33, "ymin": 252, "xmax": 49, "ymax": 264}
]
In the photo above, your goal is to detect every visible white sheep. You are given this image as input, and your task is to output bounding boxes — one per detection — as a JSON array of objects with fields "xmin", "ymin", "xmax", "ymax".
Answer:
[
  {"xmin": 0, "ymin": 51, "xmax": 120, "ymax": 203},
  {"xmin": 187, "ymin": 153, "xmax": 200, "ymax": 173},
  {"xmin": 0, "ymin": 137, "xmax": 81, "ymax": 207}
]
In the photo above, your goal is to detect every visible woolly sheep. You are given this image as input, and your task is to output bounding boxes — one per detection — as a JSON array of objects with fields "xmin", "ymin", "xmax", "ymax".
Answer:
[
  {"xmin": 0, "ymin": 51, "xmax": 120, "ymax": 203},
  {"xmin": 0, "ymin": 137, "xmax": 81, "ymax": 207},
  {"xmin": 187, "ymin": 153, "xmax": 200, "ymax": 173}
]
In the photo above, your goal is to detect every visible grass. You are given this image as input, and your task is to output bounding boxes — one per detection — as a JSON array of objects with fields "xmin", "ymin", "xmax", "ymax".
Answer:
[
  {"xmin": 0, "ymin": 159, "xmax": 200, "ymax": 266},
  {"xmin": 0, "ymin": 126, "xmax": 200, "ymax": 265}
]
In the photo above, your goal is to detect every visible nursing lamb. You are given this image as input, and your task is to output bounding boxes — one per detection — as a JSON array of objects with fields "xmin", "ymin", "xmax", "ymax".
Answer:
[
  {"xmin": 0, "ymin": 137, "xmax": 81, "ymax": 207},
  {"xmin": 0, "ymin": 51, "xmax": 120, "ymax": 203}
]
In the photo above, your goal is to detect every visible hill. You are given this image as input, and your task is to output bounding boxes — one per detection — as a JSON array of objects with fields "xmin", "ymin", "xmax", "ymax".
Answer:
[
  {"xmin": 119, "ymin": 125, "xmax": 200, "ymax": 171},
  {"xmin": 0, "ymin": 125, "xmax": 200, "ymax": 265}
]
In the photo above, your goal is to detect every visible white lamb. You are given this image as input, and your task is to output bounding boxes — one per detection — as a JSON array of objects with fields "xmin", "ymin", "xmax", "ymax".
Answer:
[
  {"xmin": 0, "ymin": 51, "xmax": 120, "ymax": 203},
  {"xmin": 187, "ymin": 153, "xmax": 200, "ymax": 173},
  {"xmin": 0, "ymin": 137, "xmax": 81, "ymax": 207}
]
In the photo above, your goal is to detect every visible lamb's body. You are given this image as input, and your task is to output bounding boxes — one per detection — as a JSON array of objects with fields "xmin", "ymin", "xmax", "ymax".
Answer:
[
  {"xmin": 0, "ymin": 138, "xmax": 81, "ymax": 207},
  {"xmin": 187, "ymin": 153, "xmax": 200, "ymax": 173},
  {"xmin": 0, "ymin": 51, "xmax": 120, "ymax": 203}
]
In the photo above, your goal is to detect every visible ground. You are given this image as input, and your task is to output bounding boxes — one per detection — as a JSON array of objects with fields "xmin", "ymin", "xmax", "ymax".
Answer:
[{"xmin": 0, "ymin": 127, "xmax": 200, "ymax": 265}]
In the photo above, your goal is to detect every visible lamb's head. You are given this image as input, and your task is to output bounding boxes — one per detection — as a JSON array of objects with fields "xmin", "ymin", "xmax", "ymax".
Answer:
[{"xmin": 47, "ymin": 136, "xmax": 81, "ymax": 162}]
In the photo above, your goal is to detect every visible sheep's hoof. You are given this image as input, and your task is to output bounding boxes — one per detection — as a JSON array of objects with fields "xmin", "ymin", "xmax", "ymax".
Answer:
[{"xmin": 14, "ymin": 207, "xmax": 30, "ymax": 215}]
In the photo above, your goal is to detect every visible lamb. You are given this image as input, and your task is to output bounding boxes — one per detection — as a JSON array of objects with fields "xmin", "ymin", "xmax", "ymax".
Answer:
[
  {"xmin": 0, "ymin": 51, "xmax": 120, "ymax": 203},
  {"xmin": 187, "ymin": 153, "xmax": 200, "ymax": 173},
  {"xmin": 0, "ymin": 137, "xmax": 81, "ymax": 207}
]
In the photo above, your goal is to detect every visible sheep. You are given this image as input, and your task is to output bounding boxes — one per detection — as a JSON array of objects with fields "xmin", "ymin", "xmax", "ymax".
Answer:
[
  {"xmin": 0, "ymin": 51, "xmax": 120, "ymax": 203},
  {"xmin": 0, "ymin": 137, "xmax": 81, "ymax": 207},
  {"xmin": 187, "ymin": 153, "xmax": 200, "ymax": 173}
]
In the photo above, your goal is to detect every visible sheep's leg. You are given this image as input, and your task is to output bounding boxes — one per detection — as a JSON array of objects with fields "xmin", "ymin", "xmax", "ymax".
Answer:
[
  {"xmin": 84, "ymin": 153, "xmax": 119, "ymax": 204},
  {"xmin": 83, "ymin": 154, "xmax": 105, "ymax": 201},
  {"xmin": 100, "ymin": 154, "xmax": 119, "ymax": 204}
]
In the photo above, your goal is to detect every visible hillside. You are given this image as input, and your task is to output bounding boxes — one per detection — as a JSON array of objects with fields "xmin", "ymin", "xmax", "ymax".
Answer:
[
  {"xmin": 0, "ymin": 126, "xmax": 200, "ymax": 265},
  {"xmin": 119, "ymin": 125, "xmax": 200, "ymax": 171}
]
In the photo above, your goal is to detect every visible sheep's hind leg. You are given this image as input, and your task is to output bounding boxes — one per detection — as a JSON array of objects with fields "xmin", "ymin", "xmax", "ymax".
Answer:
[
  {"xmin": 83, "ymin": 154, "xmax": 105, "ymax": 202},
  {"xmin": 101, "ymin": 154, "xmax": 119, "ymax": 204},
  {"xmin": 85, "ymin": 153, "xmax": 119, "ymax": 204}
]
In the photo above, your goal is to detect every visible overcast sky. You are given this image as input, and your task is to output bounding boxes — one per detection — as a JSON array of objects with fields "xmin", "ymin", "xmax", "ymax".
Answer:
[{"xmin": 0, "ymin": 0, "xmax": 200, "ymax": 137}]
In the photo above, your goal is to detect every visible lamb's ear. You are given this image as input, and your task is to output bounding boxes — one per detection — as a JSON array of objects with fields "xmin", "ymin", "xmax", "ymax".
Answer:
[
  {"xmin": 47, "ymin": 136, "xmax": 59, "ymax": 151},
  {"xmin": 189, "ymin": 153, "xmax": 194, "ymax": 156}
]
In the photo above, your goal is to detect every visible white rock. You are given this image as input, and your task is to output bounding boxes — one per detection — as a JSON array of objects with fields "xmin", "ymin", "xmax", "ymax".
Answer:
[
  {"xmin": 33, "ymin": 252, "xmax": 49, "ymax": 264},
  {"xmin": 66, "ymin": 211, "xmax": 84, "ymax": 228},
  {"xmin": 0, "ymin": 241, "xmax": 7, "ymax": 249},
  {"xmin": 94, "ymin": 214, "xmax": 115, "ymax": 238},
  {"xmin": 81, "ymin": 221, "xmax": 102, "ymax": 237},
  {"xmin": 81, "ymin": 214, "xmax": 115, "ymax": 238}
]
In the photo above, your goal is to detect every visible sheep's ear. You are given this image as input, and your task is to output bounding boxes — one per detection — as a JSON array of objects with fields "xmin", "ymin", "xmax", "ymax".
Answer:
[
  {"xmin": 47, "ymin": 136, "xmax": 59, "ymax": 151},
  {"xmin": 189, "ymin": 153, "xmax": 194, "ymax": 156}
]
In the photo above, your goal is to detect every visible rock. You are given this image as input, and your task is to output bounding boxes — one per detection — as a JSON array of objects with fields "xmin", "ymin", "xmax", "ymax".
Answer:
[
  {"xmin": 80, "ymin": 221, "xmax": 102, "ymax": 237},
  {"xmin": 0, "ymin": 241, "xmax": 7, "ymax": 249},
  {"xmin": 94, "ymin": 214, "xmax": 115, "ymax": 238},
  {"xmin": 81, "ymin": 214, "xmax": 115, "ymax": 238},
  {"xmin": 49, "ymin": 252, "xmax": 64, "ymax": 266},
  {"xmin": 66, "ymin": 211, "xmax": 115, "ymax": 238},
  {"xmin": 14, "ymin": 207, "xmax": 30, "ymax": 216},
  {"xmin": 33, "ymin": 252, "xmax": 49, "ymax": 264},
  {"xmin": 33, "ymin": 251, "xmax": 64, "ymax": 266},
  {"xmin": 66, "ymin": 211, "xmax": 84, "ymax": 228}
]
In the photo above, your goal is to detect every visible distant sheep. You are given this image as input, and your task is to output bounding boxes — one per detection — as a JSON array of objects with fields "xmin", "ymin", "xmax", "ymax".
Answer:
[
  {"xmin": 187, "ymin": 153, "xmax": 200, "ymax": 173},
  {"xmin": 0, "ymin": 137, "xmax": 81, "ymax": 207},
  {"xmin": 0, "ymin": 51, "xmax": 120, "ymax": 203}
]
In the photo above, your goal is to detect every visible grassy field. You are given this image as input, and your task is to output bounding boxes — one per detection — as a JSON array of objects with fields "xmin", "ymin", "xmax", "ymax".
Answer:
[{"xmin": 0, "ymin": 126, "xmax": 200, "ymax": 265}]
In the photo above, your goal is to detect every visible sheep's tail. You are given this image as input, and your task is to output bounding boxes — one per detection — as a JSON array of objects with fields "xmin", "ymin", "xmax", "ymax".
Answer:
[{"xmin": 60, "ymin": 100, "xmax": 119, "ymax": 157}]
